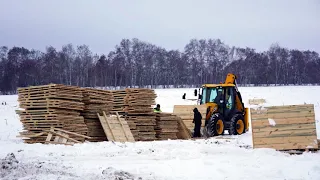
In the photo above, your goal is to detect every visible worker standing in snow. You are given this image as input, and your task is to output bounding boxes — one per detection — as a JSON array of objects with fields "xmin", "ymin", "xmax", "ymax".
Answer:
[
  {"xmin": 192, "ymin": 107, "xmax": 202, "ymax": 137},
  {"xmin": 153, "ymin": 104, "xmax": 162, "ymax": 113}
]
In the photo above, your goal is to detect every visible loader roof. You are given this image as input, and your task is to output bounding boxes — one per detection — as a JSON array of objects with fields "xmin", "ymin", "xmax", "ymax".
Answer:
[{"xmin": 202, "ymin": 84, "xmax": 235, "ymax": 88}]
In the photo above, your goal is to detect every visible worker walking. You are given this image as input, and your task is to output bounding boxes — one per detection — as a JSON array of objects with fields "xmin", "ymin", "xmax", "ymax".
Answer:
[
  {"xmin": 153, "ymin": 104, "xmax": 162, "ymax": 113},
  {"xmin": 192, "ymin": 107, "xmax": 202, "ymax": 137}
]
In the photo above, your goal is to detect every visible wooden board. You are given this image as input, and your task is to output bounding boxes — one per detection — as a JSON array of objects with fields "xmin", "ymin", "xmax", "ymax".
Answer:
[
  {"xmin": 250, "ymin": 104, "xmax": 318, "ymax": 150},
  {"xmin": 97, "ymin": 111, "xmax": 135, "ymax": 142},
  {"xmin": 173, "ymin": 105, "xmax": 207, "ymax": 132},
  {"xmin": 248, "ymin": 98, "xmax": 266, "ymax": 105}
]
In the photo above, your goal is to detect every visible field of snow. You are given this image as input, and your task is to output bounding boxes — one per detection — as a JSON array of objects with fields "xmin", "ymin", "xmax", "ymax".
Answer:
[{"xmin": 1, "ymin": 86, "xmax": 320, "ymax": 179}]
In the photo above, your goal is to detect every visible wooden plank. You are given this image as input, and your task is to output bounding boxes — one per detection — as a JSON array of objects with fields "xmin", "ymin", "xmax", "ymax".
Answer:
[
  {"xmin": 254, "ymin": 142, "xmax": 318, "ymax": 150},
  {"xmin": 116, "ymin": 112, "xmax": 135, "ymax": 142},
  {"xmin": 250, "ymin": 104, "xmax": 318, "ymax": 150},
  {"xmin": 252, "ymin": 123, "xmax": 316, "ymax": 133},
  {"xmin": 105, "ymin": 111, "xmax": 135, "ymax": 142},
  {"xmin": 47, "ymin": 130, "xmax": 81, "ymax": 143},
  {"xmin": 97, "ymin": 113, "xmax": 114, "ymax": 141},
  {"xmin": 253, "ymin": 136, "xmax": 318, "ymax": 145},
  {"xmin": 45, "ymin": 133, "xmax": 53, "ymax": 142},
  {"xmin": 53, "ymin": 128, "xmax": 92, "ymax": 139}
]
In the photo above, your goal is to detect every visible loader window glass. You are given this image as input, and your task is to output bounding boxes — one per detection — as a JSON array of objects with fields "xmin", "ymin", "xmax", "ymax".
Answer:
[
  {"xmin": 225, "ymin": 88, "xmax": 234, "ymax": 112},
  {"xmin": 201, "ymin": 88, "xmax": 207, "ymax": 104},
  {"xmin": 209, "ymin": 89, "xmax": 218, "ymax": 102}
]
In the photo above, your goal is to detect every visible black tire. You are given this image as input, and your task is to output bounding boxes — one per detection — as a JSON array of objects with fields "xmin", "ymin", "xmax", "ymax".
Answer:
[
  {"xmin": 206, "ymin": 113, "xmax": 225, "ymax": 137},
  {"xmin": 229, "ymin": 114, "xmax": 245, "ymax": 135}
]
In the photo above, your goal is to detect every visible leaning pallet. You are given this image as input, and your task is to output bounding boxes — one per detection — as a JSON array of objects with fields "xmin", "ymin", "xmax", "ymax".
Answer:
[
  {"xmin": 176, "ymin": 116, "xmax": 192, "ymax": 139},
  {"xmin": 155, "ymin": 113, "xmax": 179, "ymax": 140},
  {"xmin": 97, "ymin": 111, "xmax": 135, "ymax": 142},
  {"xmin": 173, "ymin": 105, "xmax": 207, "ymax": 132},
  {"xmin": 81, "ymin": 88, "xmax": 114, "ymax": 142},
  {"xmin": 250, "ymin": 104, "xmax": 319, "ymax": 152},
  {"xmin": 16, "ymin": 84, "xmax": 89, "ymax": 144}
]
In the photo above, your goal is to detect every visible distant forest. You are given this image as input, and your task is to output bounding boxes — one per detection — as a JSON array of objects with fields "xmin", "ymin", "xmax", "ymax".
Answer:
[{"xmin": 0, "ymin": 38, "xmax": 319, "ymax": 94}]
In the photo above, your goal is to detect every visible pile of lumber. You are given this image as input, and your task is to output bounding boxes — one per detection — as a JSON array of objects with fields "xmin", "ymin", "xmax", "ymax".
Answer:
[
  {"xmin": 173, "ymin": 105, "xmax": 207, "ymax": 132},
  {"xmin": 155, "ymin": 113, "xmax": 179, "ymax": 140},
  {"xmin": 123, "ymin": 88, "xmax": 157, "ymax": 141},
  {"xmin": 17, "ymin": 84, "xmax": 88, "ymax": 143},
  {"xmin": 250, "ymin": 104, "xmax": 319, "ymax": 151},
  {"xmin": 81, "ymin": 88, "xmax": 114, "ymax": 142}
]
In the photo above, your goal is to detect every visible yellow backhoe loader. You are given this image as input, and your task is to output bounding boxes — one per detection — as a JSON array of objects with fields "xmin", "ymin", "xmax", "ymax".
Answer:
[{"xmin": 196, "ymin": 73, "xmax": 249, "ymax": 137}]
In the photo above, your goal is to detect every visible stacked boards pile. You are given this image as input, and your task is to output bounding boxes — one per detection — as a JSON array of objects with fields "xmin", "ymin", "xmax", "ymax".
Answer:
[
  {"xmin": 81, "ymin": 88, "xmax": 114, "ymax": 142},
  {"xmin": 17, "ymin": 84, "xmax": 88, "ymax": 143},
  {"xmin": 173, "ymin": 105, "xmax": 207, "ymax": 132},
  {"xmin": 250, "ymin": 104, "xmax": 319, "ymax": 151},
  {"xmin": 154, "ymin": 113, "xmax": 179, "ymax": 140},
  {"xmin": 124, "ymin": 88, "xmax": 157, "ymax": 141}
]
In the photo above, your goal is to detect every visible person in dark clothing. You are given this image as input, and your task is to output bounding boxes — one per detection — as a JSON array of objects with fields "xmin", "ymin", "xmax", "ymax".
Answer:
[
  {"xmin": 153, "ymin": 104, "xmax": 161, "ymax": 112},
  {"xmin": 182, "ymin": 93, "xmax": 186, "ymax": 99},
  {"xmin": 192, "ymin": 107, "xmax": 202, "ymax": 137}
]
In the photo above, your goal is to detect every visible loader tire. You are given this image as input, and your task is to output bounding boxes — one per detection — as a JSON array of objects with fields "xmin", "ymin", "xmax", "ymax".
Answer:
[
  {"xmin": 206, "ymin": 113, "xmax": 225, "ymax": 137},
  {"xmin": 229, "ymin": 114, "xmax": 245, "ymax": 135}
]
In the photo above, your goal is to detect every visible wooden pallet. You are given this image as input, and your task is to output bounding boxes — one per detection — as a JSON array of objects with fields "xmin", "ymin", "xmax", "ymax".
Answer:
[
  {"xmin": 19, "ymin": 99, "xmax": 84, "ymax": 111},
  {"xmin": 97, "ymin": 111, "xmax": 135, "ymax": 142},
  {"xmin": 18, "ymin": 84, "xmax": 83, "ymax": 101},
  {"xmin": 177, "ymin": 116, "xmax": 192, "ymax": 139},
  {"xmin": 173, "ymin": 105, "xmax": 207, "ymax": 132},
  {"xmin": 44, "ymin": 127, "xmax": 91, "ymax": 145},
  {"xmin": 250, "ymin": 104, "xmax": 319, "ymax": 151},
  {"xmin": 82, "ymin": 88, "xmax": 114, "ymax": 104},
  {"xmin": 155, "ymin": 113, "xmax": 179, "ymax": 140},
  {"xmin": 17, "ymin": 127, "xmax": 91, "ymax": 145}
]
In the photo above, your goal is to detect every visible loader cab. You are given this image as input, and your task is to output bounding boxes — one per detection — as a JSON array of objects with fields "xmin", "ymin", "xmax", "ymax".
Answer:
[{"xmin": 199, "ymin": 85, "xmax": 236, "ymax": 117}]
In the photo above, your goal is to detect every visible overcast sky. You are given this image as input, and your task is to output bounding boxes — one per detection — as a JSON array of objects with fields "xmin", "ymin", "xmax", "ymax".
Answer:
[{"xmin": 0, "ymin": 0, "xmax": 319, "ymax": 54}]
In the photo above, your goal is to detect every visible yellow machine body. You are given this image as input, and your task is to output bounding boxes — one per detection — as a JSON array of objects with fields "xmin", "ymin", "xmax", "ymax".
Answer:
[{"xmin": 198, "ymin": 73, "xmax": 249, "ymax": 136}]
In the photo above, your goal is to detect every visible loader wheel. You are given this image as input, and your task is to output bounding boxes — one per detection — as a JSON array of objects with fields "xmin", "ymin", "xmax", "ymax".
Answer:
[
  {"xmin": 229, "ymin": 114, "xmax": 245, "ymax": 135},
  {"xmin": 206, "ymin": 114, "xmax": 225, "ymax": 137}
]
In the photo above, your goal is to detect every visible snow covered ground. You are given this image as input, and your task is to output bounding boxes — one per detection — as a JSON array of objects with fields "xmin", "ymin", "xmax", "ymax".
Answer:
[{"xmin": 1, "ymin": 86, "xmax": 320, "ymax": 180}]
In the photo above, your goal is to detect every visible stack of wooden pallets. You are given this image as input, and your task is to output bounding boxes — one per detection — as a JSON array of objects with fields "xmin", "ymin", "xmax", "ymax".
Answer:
[
  {"xmin": 81, "ymin": 88, "xmax": 114, "ymax": 142},
  {"xmin": 17, "ymin": 84, "xmax": 88, "ymax": 143},
  {"xmin": 154, "ymin": 113, "xmax": 179, "ymax": 140},
  {"xmin": 250, "ymin": 104, "xmax": 319, "ymax": 153},
  {"xmin": 123, "ymin": 88, "xmax": 157, "ymax": 141}
]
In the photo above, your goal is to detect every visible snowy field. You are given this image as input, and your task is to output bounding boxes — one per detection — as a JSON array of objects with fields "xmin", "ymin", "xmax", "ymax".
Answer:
[{"xmin": 1, "ymin": 86, "xmax": 320, "ymax": 180}]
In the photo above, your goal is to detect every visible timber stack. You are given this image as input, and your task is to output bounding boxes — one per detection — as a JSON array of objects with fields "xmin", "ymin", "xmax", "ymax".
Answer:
[
  {"xmin": 155, "ymin": 113, "xmax": 179, "ymax": 140},
  {"xmin": 124, "ymin": 88, "xmax": 157, "ymax": 141},
  {"xmin": 250, "ymin": 104, "xmax": 319, "ymax": 152},
  {"xmin": 17, "ymin": 84, "xmax": 88, "ymax": 143},
  {"xmin": 81, "ymin": 88, "xmax": 114, "ymax": 142}
]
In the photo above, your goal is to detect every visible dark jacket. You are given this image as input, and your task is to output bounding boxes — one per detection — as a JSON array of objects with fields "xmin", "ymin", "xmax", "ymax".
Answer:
[{"xmin": 192, "ymin": 108, "xmax": 202, "ymax": 126}]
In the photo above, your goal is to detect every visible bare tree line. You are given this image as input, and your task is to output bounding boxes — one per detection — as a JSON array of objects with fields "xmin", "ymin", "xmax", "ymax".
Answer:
[{"xmin": 0, "ymin": 38, "xmax": 319, "ymax": 94}]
